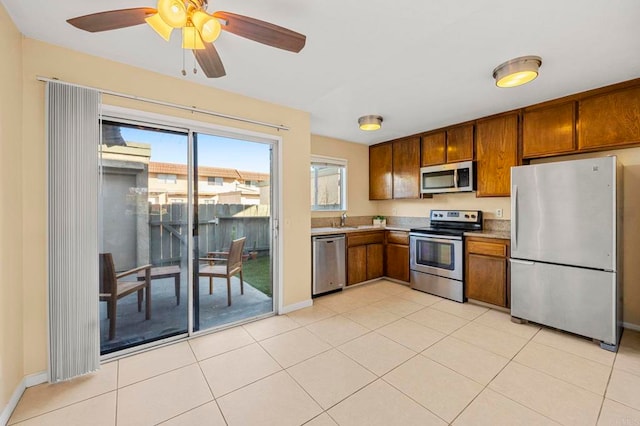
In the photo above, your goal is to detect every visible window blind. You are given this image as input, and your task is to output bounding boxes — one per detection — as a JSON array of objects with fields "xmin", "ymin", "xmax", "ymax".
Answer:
[{"xmin": 47, "ymin": 81, "xmax": 100, "ymax": 382}]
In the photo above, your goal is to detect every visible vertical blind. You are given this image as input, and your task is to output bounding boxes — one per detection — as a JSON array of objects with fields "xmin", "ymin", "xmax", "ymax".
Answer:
[{"xmin": 47, "ymin": 82, "xmax": 100, "ymax": 382}]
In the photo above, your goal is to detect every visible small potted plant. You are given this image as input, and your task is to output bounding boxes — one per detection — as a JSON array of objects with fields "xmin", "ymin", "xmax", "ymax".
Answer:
[{"xmin": 373, "ymin": 215, "xmax": 386, "ymax": 227}]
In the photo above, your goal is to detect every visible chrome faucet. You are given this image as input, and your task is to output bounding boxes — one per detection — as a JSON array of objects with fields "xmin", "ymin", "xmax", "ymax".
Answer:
[{"xmin": 340, "ymin": 212, "xmax": 347, "ymax": 227}]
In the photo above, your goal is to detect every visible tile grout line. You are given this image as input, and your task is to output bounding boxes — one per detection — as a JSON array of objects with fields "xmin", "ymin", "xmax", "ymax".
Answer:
[
  {"xmin": 191, "ymin": 337, "xmax": 230, "ymax": 426},
  {"xmin": 453, "ymin": 327, "xmax": 565, "ymax": 425}
]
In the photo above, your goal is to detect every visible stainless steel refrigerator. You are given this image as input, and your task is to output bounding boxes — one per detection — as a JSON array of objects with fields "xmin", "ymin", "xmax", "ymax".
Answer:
[{"xmin": 510, "ymin": 156, "xmax": 622, "ymax": 351}]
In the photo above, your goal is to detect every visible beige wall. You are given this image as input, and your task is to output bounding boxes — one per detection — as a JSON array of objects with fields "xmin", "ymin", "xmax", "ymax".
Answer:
[
  {"xmin": 20, "ymin": 38, "xmax": 311, "ymax": 376},
  {"xmin": 311, "ymin": 135, "xmax": 377, "ymax": 217},
  {"xmin": 0, "ymin": 2, "xmax": 25, "ymax": 411},
  {"xmin": 532, "ymin": 148, "xmax": 640, "ymax": 326}
]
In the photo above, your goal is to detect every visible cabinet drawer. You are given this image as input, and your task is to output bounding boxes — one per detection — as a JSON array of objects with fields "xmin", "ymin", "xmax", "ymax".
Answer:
[
  {"xmin": 386, "ymin": 231, "xmax": 409, "ymax": 245},
  {"xmin": 467, "ymin": 240, "xmax": 507, "ymax": 257},
  {"xmin": 347, "ymin": 232, "xmax": 384, "ymax": 247}
]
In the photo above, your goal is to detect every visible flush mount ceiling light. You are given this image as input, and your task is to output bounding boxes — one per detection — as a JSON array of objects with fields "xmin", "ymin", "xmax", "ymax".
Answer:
[
  {"xmin": 493, "ymin": 55, "xmax": 542, "ymax": 88},
  {"xmin": 359, "ymin": 115, "xmax": 383, "ymax": 131}
]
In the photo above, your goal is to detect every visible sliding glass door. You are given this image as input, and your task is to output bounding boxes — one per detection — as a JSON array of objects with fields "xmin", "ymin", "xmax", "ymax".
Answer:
[
  {"xmin": 98, "ymin": 116, "xmax": 276, "ymax": 354},
  {"xmin": 193, "ymin": 132, "xmax": 274, "ymax": 331},
  {"xmin": 99, "ymin": 120, "xmax": 190, "ymax": 354}
]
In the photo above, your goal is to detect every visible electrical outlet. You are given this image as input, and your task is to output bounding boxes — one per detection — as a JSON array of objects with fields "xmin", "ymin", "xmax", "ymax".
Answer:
[{"xmin": 496, "ymin": 208, "xmax": 503, "ymax": 218}]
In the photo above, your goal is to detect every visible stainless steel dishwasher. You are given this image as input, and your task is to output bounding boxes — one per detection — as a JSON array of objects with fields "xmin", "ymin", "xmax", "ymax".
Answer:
[{"xmin": 312, "ymin": 234, "xmax": 346, "ymax": 296}]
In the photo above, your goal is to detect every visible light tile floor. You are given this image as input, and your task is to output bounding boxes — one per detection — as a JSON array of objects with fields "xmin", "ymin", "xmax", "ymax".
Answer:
[{"xmin": 9, "ymin": 279, "xmax": 640, "ymax": 425}]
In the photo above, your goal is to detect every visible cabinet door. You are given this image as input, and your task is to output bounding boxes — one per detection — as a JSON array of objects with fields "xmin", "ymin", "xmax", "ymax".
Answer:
[
  {"xmin": 446, "ymin": 125, "xmax": 474, "ymax": 163},
  {"xmin": 476, "ymin": 113, "xmax": 519, "ymax": 197},
  {"xmin": 386, "ymin": 243, "xmax": 409, "ymax": 282},
  {"xmin": 421, "ymin": 132, "xmax": 446, "ymax": 166},
  {"xmin": 466, "ymin": 254, "xmax": 507, "ymax": 307},
  {"xmin": 392, "ymin": 137, "xmax": 421, "ymax": 199},
  {"xmin": 523, "ymin": 102, "xmax": 576, "ymax": 158},
  {"xmin": 369, "ymin": 143, "xmax": 393, "ymax": 200},
  {"xmin": 367, "ymin": 243, "xmax": 384, "ymax": 280},
  {"xmin": 579, "ymin": 86, "xmax": 640, "ymax": 150},
  {"xmin": 348, "ymin": 246, "xmax": 367, "ymax": 285}
]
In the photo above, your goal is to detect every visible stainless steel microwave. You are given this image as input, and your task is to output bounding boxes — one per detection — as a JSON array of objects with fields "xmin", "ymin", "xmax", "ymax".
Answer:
[{"xmin": 420, "ymin": 161, "xmax": 475, "ymax": 194}]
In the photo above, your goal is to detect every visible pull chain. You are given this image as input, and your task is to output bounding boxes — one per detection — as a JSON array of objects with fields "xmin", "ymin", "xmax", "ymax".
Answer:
[{"xmin": 181, "ymin": 47, "xmax": 186, "ymax": 76}]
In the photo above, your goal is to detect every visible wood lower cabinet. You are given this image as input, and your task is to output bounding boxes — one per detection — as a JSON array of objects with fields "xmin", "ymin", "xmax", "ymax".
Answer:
[
  {"xmin": 579, "ymin": 85, "xmax": 640, "ymax": 150},
  {"xmin": 385, "ymin": 231, "xmax": 410, "ymax": 282},
  {"xmin": 367, "ymin": 244, "xmax": 384, "ymax": 280},
  {"xmin": 465, "ymin": 237, "xmax": 510, "ymax": 308},
  {"xmin": 475, "ymin": 113, "xmax": 519, "ymax": 197},
  {"xmin": 523, "ymin": 101, "xmax": 576, "ymax": 158},
  {"xmin": 347, "ymin": 231, "xmax": 385, "ymax": 285}
]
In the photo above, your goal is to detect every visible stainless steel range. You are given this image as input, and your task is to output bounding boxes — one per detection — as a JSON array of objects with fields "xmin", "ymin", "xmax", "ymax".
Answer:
[{"xmin": 410, "ymin": 210, "xmax": 482, "ymax": 303}]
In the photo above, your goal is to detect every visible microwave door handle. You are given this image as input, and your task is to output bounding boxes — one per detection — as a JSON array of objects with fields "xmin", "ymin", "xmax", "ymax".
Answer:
[{"xmin": 453, "ymin": 169, "xmax": 459, "ymax": 188}]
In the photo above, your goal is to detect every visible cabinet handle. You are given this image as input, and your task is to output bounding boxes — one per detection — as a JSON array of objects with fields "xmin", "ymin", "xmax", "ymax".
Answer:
[{"xmin": 511, "ymin": 184, "xmax": 518, "ymax": 249}]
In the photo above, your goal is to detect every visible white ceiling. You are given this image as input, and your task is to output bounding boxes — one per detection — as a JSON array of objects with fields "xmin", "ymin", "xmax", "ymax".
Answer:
[{"xmin": 3, "ymin": 0, "xmax": 640, "ymax": 144}]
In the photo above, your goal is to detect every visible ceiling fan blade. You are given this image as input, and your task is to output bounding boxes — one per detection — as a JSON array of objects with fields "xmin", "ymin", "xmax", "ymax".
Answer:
[
  {"xmin": 194, "ymin": 43, "xmax": 227, "ymax": 78},
  {"xmin": 213, "ymin": 11, "xmax": 306, "ymax": 53},
  {"xmin": 67, "ymin": 8, "xmax": 157, "ymax": 32}
]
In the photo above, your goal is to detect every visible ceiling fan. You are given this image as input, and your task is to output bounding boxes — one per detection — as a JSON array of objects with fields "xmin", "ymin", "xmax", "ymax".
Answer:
[{"xmin": 66, "ymin": 0, "xmax": 306, "ymax": 78}]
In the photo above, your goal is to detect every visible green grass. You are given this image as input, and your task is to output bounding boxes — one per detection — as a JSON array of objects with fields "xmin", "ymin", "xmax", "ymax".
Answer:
[{"xmin": 242, "ymin": 256, "xmax": 272, "ymax": 297}]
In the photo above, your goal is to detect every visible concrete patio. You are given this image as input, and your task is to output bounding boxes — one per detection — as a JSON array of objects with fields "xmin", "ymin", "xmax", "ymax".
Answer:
[{"xmin": 99, "ymin": 272, "xmax": 273, "ymax": 353}]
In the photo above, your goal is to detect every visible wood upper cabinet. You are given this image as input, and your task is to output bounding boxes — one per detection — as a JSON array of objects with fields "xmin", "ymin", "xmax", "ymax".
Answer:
[
  {"xmin": 421, "ymin": 126, "xmax": 473, "ymax": 166},
  {"xmin": 579, "ymin": 85, "xmax": 640, "ymax": 150},
  {"xmin": 475, "ymin": 113, "xmax": 519, "ymax": 197},
  {"xmin": 392, "ymin": 137, "xmax": 421, "ymax": 199},
  {"xmin": 465, "ymin": 237, "xmax": 510, "ymax": 308},
  {"xmin": 385, "ymin": 231, "xmax": 410, "ymax": 282},
  {"xmin": 523, "ymin": 102, "xmax": 576, "ymax": 158},
  {"xmin": 421, "ymin": 132, "xmax": 446, "ymax": 166},
  {"xmin": 446, "ymin": 124, "xmax": 474, "ymax": 163},
  {"xmin": 369, "ymin": 143, "xmax": 393, "ymax": 200}
]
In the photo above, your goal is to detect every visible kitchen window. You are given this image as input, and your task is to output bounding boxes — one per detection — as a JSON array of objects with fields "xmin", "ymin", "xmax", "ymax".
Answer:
[{"xmin": 311, "ymin": 155, "xmax": 347, "ymax": 211}]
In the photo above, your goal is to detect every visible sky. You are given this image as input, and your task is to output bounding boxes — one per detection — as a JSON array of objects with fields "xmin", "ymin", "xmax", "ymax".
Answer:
[{"xmin": 120, "ymin": 126, "xmax": 271, "ymax": 173}]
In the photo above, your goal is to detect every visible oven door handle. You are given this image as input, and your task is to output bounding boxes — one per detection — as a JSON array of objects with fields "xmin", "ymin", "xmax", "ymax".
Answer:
[{"xmin": 410, "ymin": 235, "xmax": 461, "ymax": 244}]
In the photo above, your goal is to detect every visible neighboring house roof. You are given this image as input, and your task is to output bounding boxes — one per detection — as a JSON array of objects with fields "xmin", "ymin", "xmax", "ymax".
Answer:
[{"xmin": 149, "ymin": 162, "xmax": 269, "ymax": 181}]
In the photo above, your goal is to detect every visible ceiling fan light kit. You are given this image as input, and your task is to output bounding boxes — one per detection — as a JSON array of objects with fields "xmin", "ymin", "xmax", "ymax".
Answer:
[
  {"xmin": 66, "ymin": 1, "xmax": 306, "ymax": 78},
  {"xmin": 358, "ymin": 115, "xmax": 383, "ymax": 131},
  {"xmin": 145, "ymin": 13, "xmax": 173, "ymax": 41},
  {"xmin": 157, "ymin": 0, "xmax": 188, "ymax": 28},
  {"xmin": 493, "ymin": 55, "xmax": 542, "ymax": 88}
]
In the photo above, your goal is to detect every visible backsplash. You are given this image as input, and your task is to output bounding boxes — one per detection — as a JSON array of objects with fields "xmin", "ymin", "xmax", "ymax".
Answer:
[{"xmin": 311, "ymin": 215, "xmax": 510, "ymax": 231}]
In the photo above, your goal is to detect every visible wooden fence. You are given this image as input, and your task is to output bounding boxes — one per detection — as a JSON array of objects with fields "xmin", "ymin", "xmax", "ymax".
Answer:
[{"xmin": 149, "ymin": 203, "xmax": 271, "ymax": 265}]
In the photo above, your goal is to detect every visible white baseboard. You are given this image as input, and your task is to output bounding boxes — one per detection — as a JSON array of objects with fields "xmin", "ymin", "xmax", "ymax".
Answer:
[
  {"xmin": 623, "ymin": 322, "xmax": 640, "ymax": 332},
  {"xmin": 1, "ymin": 379, "xmax": 25, "ymax": 426},
  {"xmin": 280, "ymin": 299, "xmax": 313, "ymax": 314},
  {"xmin": 1, "ymin": 371, "xmax": 47, "ymax": 426}
]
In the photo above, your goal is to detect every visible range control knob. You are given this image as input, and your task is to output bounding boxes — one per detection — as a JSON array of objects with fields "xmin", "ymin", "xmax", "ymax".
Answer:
[
  {"xmin": 465, "ymin": 214, "xmax": 470, "ymax": 218},
  {"xmin": 471, "ymin": 214, "xmax": 476, "ymax": 219}
]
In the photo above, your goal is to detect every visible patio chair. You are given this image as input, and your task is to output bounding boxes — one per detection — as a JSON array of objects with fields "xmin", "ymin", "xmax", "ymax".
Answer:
[
  {"xmin": 199, "ymin": 237, "xmax": 246, "ymax": 306},
  {"xmin": 99, "ymin": 253, "xmax": 152, "ymax": 340}
]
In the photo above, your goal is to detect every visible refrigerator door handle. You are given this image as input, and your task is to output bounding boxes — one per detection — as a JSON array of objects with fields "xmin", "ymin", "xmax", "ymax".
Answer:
[
  {"xmin": 509, "ymin": 259, "xmax": 535, "ymax": 265},
  {"xmin": 511, "ymin": 184, "xmax": 518, "ymax": 249}
]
